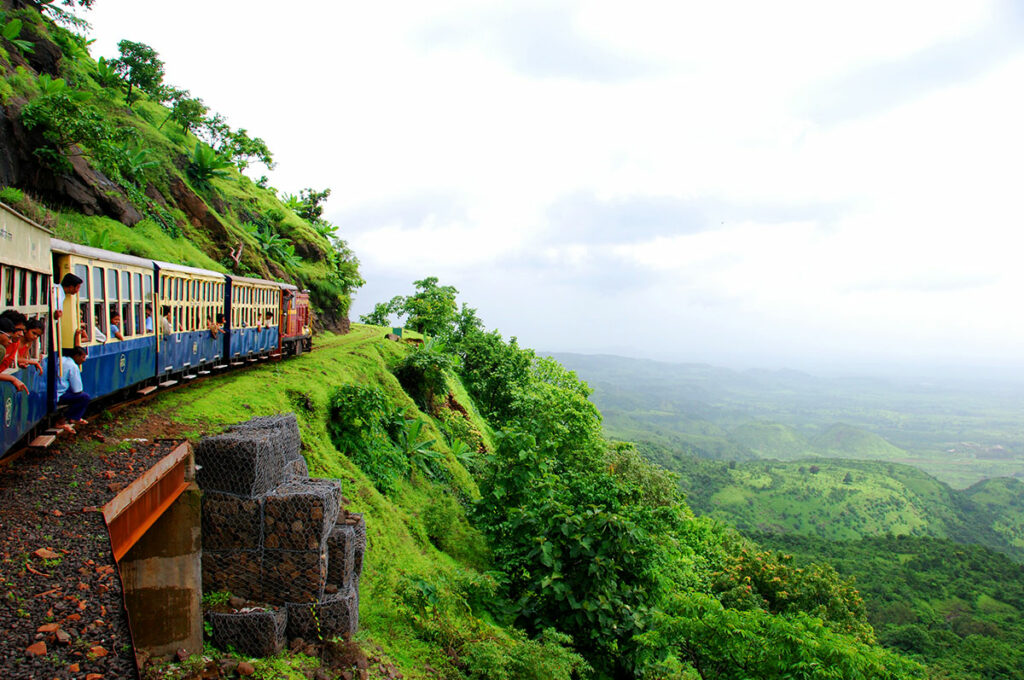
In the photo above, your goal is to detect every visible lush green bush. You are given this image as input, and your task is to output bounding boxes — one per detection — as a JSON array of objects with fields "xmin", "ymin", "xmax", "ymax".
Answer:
[
  {"xmin": 461, "ymin": 628, "xmax": 590, "ymax": 680},
  {"xmin": 327, "ymin": 384, "xmax": 406, "ymax": 493},
  {"xmin": 392, "ymin": 340, "xmax": 459, "ymax": 413}
]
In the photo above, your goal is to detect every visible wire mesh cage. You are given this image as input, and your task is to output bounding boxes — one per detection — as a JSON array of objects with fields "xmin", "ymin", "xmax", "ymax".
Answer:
[{"xmin": 197, "ymin": 413, "xmax": 365, "ymax": 654}]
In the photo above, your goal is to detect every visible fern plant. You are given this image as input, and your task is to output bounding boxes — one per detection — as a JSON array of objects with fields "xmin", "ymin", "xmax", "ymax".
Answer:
[{"xmin": 2, "ymin": 18, "xmax": 34, "ymax": 54}]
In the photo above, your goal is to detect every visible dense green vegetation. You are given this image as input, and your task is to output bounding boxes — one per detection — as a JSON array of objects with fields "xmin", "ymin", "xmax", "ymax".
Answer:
[
  {"xmin": 0, "ymin": 1, "xmax": 362, "ymax": 322},
  {"xmin": 114, "ymin": 304, "xmax": 920, "ymax": 678},
  {"xmin": 659, "ymin": 453, "xmax": 1024, "ymax": 562},
  {"xmin": 553, "ymin": 353, "xmax": 1024, "ymax": 488},
  {"xmin": 753, "ymin": 534, "xmax": 1024, "ymax": 679}
]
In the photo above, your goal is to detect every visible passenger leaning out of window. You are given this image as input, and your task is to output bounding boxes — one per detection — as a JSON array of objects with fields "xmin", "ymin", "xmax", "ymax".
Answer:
[
  {"xmin": 0, "ymin": 317, "xmax": 28, "ymax": 394},
  {"xmin": 18, "ymin": 318, "xmax": 45, "ymax": 376},
  {"xmin": 110, "ymin": 312, "xmax": 125, "ymax": 342},
  {"xmin": 57, "ymin": 346, "xmax": 90, "ymax": 428}
]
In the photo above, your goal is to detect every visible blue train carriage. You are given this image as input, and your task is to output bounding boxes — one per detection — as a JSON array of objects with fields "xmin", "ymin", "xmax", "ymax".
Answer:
[
  {"xmin": 51, "ymin": 240, "xmax": 158, "ymax": 401},
  {"xmin": 226, "ymin": 275, "xmax": 281, "ymax": 363},
  {"xmin": 156, "ymin": 262, "xmax": 227, "ymax": 380},
  {"xmin": 1, "ymin": 203, "xmax": 53, "ymax": 456}
]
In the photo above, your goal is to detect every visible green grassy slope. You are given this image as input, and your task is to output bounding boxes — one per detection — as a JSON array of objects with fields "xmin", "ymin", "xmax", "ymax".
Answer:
[
  {"xmin": 96, "ymin": 327, "xmax": 494, "ymax": 677},
  {"xmin": 664, "ymin": 455, "xmax": 1024, "ymax": 561}
]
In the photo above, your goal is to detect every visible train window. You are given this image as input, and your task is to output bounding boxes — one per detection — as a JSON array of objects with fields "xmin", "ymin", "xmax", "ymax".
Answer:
[
  {"xmin": 93, "ymin": 268, "xmax": 104, "ymax": 301},
  {"xmin": 121, "ymin": 271, "xmax": 130, "ymax": 302},
  {"xmin": 76, "ymin": 266, "xmax": 88, "ymax": 302},
  {"xmin": 133, "ymin": 273, "xmax": 141, "ymax": 301},
  {"xmin": 144, "ymin": 274, "xmax": 152, "ymax": 299},
  {"xmin": 29, "ymin": 272, "xmax": 37, "ymax": 305},
  {"xmin": 93, "ymin": 301, "xmax": 106, "ymax": 336},
  {"xmin": 135, "ymin": 300, "xmax": 142, "ymax": 336},
  {"xmin": 17, "ymin": 269, "xmax": 26, "ymax": 305},
  {"xmin": 3, "ymin": 266, "xmax": 13, "ymax": 306},
  {"xmin": 122, "ymin": 301, "xmax": 133, "ymax": 337},
  {"xmin": 74, "ymin": 264, "xmax": 88, "ymax": 299},
  {"xmin": 107, "ymin": 269, "xmax": 118, "ymax": 301},
  {"xmin": 79, "ymin": 300, "xmax": 91, "ymax": 341}
]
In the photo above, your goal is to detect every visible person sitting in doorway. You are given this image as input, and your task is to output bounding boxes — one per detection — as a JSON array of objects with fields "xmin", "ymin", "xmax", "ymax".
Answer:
[
  {"xmin": 109, "ymin": 312, "xmax": 125, "ymax": 342},
  {"xmin": 56, "ymin": 346, "xmax": 90, "ymax": 427}
]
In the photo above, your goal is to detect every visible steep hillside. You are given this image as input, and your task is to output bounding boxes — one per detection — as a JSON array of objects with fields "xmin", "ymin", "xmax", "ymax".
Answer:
[
  {"xmin": 0, "ymin": 1, "xmax": 361, "ymax": 324},
  {"xmin": 665, "ymin": 454, "xmax": 1024, "ymax": 562}
]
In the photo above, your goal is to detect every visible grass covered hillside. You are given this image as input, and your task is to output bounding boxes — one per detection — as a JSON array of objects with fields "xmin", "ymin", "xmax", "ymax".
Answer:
[
  {"xmin": 0, "ymin": 1, "xmax": 361, "ymax": 323},
  {"xmin": 663, "ymin": 454, "xmax": 1024, "ymax": 562}
]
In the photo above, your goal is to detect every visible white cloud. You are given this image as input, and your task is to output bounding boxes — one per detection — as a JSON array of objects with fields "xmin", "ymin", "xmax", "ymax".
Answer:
[{"xmin": 79, "ymin": 0, "xmax": 1024, "ymax": 371}]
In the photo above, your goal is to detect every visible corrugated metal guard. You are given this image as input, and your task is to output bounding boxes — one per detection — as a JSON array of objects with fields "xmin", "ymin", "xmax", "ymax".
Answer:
[{"xmin": 103, "ymin": 441, "xmax": 192, "ymax": 562}]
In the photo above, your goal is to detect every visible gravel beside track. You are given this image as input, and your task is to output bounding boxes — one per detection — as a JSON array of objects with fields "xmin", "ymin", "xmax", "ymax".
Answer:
[{"xmin": 0, "ymin": 433, "xmax": 183, "ymax": 679}]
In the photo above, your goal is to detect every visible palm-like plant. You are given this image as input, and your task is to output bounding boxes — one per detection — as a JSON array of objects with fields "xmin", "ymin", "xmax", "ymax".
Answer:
[
  {"xmin": 2, "ymin": 18, "xmax": 34, "ymax": 54},
  {"xmin": 187, "ymin": 142, "xmax": 232, "ymax": 183},
  {"xmin": 396, "ymin": 419, "xmax": 443, "ymax": 479}
]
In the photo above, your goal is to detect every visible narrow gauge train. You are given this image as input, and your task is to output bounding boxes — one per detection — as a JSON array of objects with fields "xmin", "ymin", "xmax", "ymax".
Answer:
[{"xmin": 1, "ymin": 202, "xmax": 313, "ymax": 457}]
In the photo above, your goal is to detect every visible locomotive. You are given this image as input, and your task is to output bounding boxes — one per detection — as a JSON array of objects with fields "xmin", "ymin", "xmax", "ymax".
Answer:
[{"xmin": 0, "ymin": 202, "xmax": 313, "ymax": 457}]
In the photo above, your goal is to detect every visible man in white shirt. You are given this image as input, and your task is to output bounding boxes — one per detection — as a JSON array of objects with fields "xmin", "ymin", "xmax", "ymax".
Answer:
[
  {"xmin": 56, "ymin": 346, "xmax": 90, "ymax": 425},
  {"xmin": 52, "ymin": 273, "xmax": 82, "ymax": 321}
]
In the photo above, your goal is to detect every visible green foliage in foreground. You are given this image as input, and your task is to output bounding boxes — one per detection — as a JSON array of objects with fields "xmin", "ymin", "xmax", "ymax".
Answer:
[{"xmin": 755, "ymin": 533, "xmax": 1024, "ymax": 679}]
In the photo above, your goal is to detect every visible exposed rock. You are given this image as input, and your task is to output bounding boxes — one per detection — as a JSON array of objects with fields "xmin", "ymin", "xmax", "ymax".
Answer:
[
  {"xmin": 23, "ymin": 25, "xmax": 62, "ymax": 76},
  {"xmin": 168, "ymin": 176, "xmax": 231, "ymax": 251}
]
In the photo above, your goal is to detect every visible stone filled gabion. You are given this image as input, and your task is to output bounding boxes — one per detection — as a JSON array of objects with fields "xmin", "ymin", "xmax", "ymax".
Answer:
[
  {"xmin": 199, "ymin": 414, "xmax": 365, "ymax": 655},
  {"xmin": 201, "ymin": 490, "xmax": 264, "ymax": 551},
  {"xmin": 196, "ymin": 431, "xmax": 285, "ymax": 497},
  {"xmin": 230, "ymin": 414, "xmax": 301, "ymax": 462},
  {"xmin": 263, "ymin": 478, "xmax": 341, "ymax": 551},
  {"xmin": 327, "ymin": 524, "xmax": 356, "ymax": 590},
  {"xmin": 262, "ymin": 547, "xmax": 328, "ymax": 605},
  {"xmin": 285, "ymin": 588, "xmax": 358, "ymax": 640},
  {"xmin": 207, "ymin": 607, "xmax": 287, "ymax": 657}
]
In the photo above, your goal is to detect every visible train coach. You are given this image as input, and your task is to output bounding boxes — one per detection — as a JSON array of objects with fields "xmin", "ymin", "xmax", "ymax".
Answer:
[
  {"xmin": 0, "ymin": 202, "xmax": 314, "ymax": 458},
  {"xmin": 0, "ymin": 203, "xmax": 53, "ymax": 454}
]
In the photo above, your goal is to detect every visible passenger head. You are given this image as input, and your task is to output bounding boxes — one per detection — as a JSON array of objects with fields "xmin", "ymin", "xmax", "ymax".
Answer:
[
  {"xmin": 162, "ymin": 305, "xmax": 171, "ymax": 318},
  {"xmin": 0, "ymin": 317, "xmax": 14, "ymax": 347},
  {"xmin": 111, "ymin": 313, "xmax": 121, "ymax": 325},
  {"xmin": 216, "ymin": 314, "xmax": 225, "ymax": 324},
  {"xmin": 0, "ymin": 309, "xmax": 27, "ymax": 325},
  {"xmin": 145, "ymin": 304, "xmax": 153, "ymax": 316},
  {"xmin": 68, "ymin": 346, "xmax": 87, "ymax": 365},
  {"xmin": 61, "ymin": 273, "xmax": 83, "ymax": 294},
  {"xmin": 25, "ymin": 319, "xmax": 44, "ymax": 341}
]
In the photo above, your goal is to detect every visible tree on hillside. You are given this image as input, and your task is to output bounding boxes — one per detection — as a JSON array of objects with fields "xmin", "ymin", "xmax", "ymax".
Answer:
[
  {"xmin": 111, "ymin": 40, "xmax": 165, "ymax": 106},
  {"xmin": 160, "ymin": 89, "xmax": 207, "ymax": 137}
]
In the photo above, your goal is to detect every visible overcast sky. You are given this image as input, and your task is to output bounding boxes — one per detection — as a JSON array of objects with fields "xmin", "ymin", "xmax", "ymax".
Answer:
[{"xmin": 81, "ymin": 1, "xmax": 1024, "ymax": 374}]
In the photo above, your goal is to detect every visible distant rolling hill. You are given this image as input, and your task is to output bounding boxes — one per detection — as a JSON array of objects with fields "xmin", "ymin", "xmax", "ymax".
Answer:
[
  {"xmin": 658, "ymin": 454, "xmax": 1024, "ymax": 562},
  {"xmin": 550, "ymin": 351, "xmax": 1024, "ymax": 488}
]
